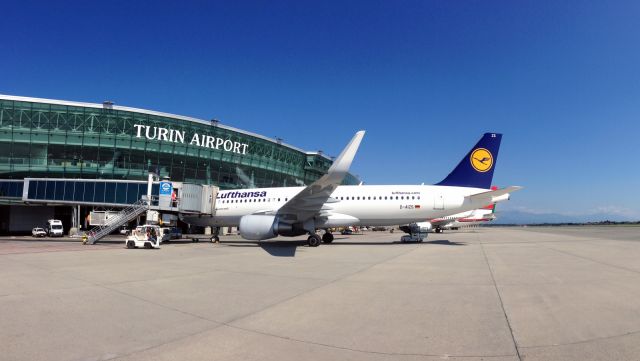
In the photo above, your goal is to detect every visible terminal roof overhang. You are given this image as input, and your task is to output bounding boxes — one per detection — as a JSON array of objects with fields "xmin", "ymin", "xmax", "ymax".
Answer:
[{"xmin": 0, "ymin": 94, "xmax": 331, "ymax": 161}]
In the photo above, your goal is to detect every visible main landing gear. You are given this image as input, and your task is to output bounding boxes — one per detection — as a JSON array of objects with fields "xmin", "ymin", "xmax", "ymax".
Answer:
[
  {"xmin": 308, "ymin": 230, "xmax": 333, "ymax": 247},
  {"xmin": 307, "ymin": 233, "xmax": 321, "ymax": 247},
  {"xmin": 322, "ymin": 231, "xmax": 334, "ymax": 244}
]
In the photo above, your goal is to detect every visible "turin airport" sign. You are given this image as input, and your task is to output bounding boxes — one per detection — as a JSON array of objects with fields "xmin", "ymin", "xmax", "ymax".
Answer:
[{"xmin": 134, "ymin": 124, "xmax": 249, "ymax": 154}]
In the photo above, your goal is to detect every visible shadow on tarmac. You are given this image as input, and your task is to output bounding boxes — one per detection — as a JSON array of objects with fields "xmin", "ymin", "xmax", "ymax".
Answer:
[
  {"xmin": 219, "ymin": 237, "xmax": 467, "ymax": 257},
  {"xmin": 330, "ymin": 239, "xmax": 466, "ymax": 246},
  {"xmin": 424, "ymin": 240, "xmax": 467, "ymax": 246},
  {"xmin": 0, "ymin": 236, "xmax": 465, "ymax": 257},
  {"xmin": 259, "ymin": 242, "xmax": 300, "ymax": 257},
  {"xmin": 223, "ymin": 240, "xmax": 304, "ymax": 257}
]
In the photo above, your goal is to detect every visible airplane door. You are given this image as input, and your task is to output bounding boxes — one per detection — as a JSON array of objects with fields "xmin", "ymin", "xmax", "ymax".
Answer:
[{"xmin": 433, "ymin": 194, "xmax": 444, "ymax": 210}]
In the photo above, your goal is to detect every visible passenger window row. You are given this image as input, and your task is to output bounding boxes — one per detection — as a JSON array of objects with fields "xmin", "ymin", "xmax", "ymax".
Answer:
[
  {"xmin": 336, "ymin": 195, "xmax": 420, "ymax": 201},
  {"xmin": 218, "ymin": 195, "xmax": 421, "ymax": 204}
]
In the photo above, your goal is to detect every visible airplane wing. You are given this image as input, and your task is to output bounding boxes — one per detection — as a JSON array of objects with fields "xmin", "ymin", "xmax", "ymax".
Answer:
[
  {"xmin": 465, "ymin": 186, "xmax": 523, "ymax": 205},
  {"xmin": 276, "ymin": 131, "xmax": 365, "ymax": 223}
]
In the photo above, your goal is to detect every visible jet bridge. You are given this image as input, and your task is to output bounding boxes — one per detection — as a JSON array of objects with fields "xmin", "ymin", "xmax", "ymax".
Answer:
[
  {"xmin": 175, "ymin": 183, "xmax": 217, "ymax": 214},
  {"xmin": 17, "ymin": 178, "xmax": 217, "ymax": 212}
]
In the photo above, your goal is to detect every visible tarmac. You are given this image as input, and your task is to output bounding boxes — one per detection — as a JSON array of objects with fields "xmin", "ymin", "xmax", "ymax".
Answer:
[{"xmin": 1, "ymin": 226, "xmax": 640, "ymax": 361}]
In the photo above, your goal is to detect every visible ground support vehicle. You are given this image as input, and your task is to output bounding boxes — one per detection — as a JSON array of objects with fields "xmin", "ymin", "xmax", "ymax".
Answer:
[
  {"xmin": 32, "ymin": 227, "xmax": 46, "ymax": 237},
  {"xmin": 125, "ymin": 225, "xmax": 161, "ymax": 249},
  {"xmin": 46, "ymin": 219, "xmax": 64, "ymax": 237},
  {"xmin": 400, "ymin": 232, "xmax": 426, "ymax": 243},
  {"xmin": 161, "ymin": 227, "xmax": 182, "ymax": 242}
]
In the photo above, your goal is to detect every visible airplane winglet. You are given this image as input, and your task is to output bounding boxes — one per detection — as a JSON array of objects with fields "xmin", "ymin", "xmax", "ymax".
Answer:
[
  {"xmin": 327, "ymin": 130, "xmax": 365, "ymax": 176},
  {"xmin": 276, "ymin": 130, "xmax": 365, "ymax": 222}
]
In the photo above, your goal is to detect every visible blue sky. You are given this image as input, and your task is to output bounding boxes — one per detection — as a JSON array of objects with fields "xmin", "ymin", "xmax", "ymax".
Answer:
[{"xmin": 1, "ymin": 1, "xmax": 639, "ymax": 220}]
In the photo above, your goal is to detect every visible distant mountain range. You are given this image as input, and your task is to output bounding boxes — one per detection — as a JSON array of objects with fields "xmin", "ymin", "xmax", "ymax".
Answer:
[{"xmin": 493, "ymin": 210, "xmax": 639, "ymax": 225}]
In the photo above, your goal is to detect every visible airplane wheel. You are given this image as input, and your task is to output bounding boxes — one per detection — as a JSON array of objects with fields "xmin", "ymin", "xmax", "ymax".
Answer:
[
  {"xmin": 308, "ymin": 234, "xmax": 321, "ymax": 247},
  {"xmin": 210, "ymin": 236, "xmax": 220, "ymax": 243},
  {"xmin": 322, "ymin": 232, "xmax": 334, "ymax": 243}
]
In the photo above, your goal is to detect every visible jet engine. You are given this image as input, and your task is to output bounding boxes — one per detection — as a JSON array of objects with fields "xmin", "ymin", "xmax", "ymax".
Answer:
[{"xmin": 238, "ymin": 215, "xmax": 307, "ymax": 240}]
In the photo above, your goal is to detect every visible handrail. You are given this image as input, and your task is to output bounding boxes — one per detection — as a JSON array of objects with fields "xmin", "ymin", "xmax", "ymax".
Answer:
[{"xmin": 85, "ymin": 198, "xmax": 149, "ymax": 244}]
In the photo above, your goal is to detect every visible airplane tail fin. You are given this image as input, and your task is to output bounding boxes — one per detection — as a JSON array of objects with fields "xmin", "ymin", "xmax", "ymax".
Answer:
[{"xmin": 436, "ymin": 133, "xmax": 502, "ymax": 189}]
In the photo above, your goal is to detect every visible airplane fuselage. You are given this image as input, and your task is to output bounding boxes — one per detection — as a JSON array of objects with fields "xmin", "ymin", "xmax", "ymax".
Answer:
[{"xmin": 183, "ymin": 184, "xmax": 489, "ymax": 228}]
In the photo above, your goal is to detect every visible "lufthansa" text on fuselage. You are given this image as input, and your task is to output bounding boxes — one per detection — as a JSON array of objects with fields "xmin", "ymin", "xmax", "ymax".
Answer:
[{"xmin": 218, "ymin": 191, "xmax": 267, "ymax": 199}]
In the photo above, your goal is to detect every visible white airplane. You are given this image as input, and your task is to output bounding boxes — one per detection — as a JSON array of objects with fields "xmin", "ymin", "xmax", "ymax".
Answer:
[
  {"xmin": 182, "ymin": 132, "xmax": 522, "ymax": 246},
  {"xmin": 402, "ymin": 203, "xmax": 498, "ymax": 234}
]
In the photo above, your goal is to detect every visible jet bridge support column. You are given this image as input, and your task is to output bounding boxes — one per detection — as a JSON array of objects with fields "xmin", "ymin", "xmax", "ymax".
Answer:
[{"xmin": 147, "ymin": 172, "xmax": 154, "ymax": 206}]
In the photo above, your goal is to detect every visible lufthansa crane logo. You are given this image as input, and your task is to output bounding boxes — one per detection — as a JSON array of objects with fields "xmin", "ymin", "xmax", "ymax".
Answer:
[{"xmin": 470, "ymin": 148, "xmax": 493, "ymax": 172}]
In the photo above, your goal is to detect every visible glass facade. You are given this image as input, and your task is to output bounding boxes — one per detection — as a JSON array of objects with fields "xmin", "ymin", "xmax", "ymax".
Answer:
[{"xmin": 0, "ymin": 96, "xmax": 359, "ymax": 189}]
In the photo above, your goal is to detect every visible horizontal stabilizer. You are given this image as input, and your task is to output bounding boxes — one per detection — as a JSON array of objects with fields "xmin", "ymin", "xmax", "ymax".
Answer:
[{"xmin": 465, "ymin": 186, "xmax": 523, "ymax": 205}]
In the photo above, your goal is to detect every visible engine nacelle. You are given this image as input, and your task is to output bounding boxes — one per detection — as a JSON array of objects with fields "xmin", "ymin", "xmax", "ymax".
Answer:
[
  {"xmin": 238, "ymin": 215, "xmax": 307, "ymax": 240},
  {"xmin": 239, "ymin": 215, "xmax": 278, "ymax": 240}
]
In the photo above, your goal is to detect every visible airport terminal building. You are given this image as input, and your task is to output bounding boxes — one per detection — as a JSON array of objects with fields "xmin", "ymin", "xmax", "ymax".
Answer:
[{"xmin": 0, "ymin": 94, "xmax": 359, "ymax": 234}]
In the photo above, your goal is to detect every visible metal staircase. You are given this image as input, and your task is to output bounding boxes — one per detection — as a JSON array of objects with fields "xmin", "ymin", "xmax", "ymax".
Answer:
[{"xmin": 84, "ymin": 198, "xmax": 149, "ymax": 244}]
